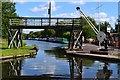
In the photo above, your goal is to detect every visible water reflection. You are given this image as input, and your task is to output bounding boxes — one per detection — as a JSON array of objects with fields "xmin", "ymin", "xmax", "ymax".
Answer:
[
  {"xmin": 69, "ymin": 57, "xmax": 82, "ymax": 80},
  {"xmin": 2, "ymin": 59, "xmax": 23, "ymax": 78},
  {"xmin": 96, "ymin": 63, "xmax": 112, "ymax": 80},
  {"xmin": 1, "ymin": 40, "xmax": 120, "ymax": 79},
  {"xmin": 2, "ymin": 57, "xmax": 118, "ymax": 80}
]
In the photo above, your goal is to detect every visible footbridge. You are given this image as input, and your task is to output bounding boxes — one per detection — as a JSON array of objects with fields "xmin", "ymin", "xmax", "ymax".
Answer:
[
  {"xmin": 8, "ymin": 17, "xmax": 82, "ymax": 49},
  {"xmin": 9, "ymin": 17, "xmax": 81, "ymax": 29}
]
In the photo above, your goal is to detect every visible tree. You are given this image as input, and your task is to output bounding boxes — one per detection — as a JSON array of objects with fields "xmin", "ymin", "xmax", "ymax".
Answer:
[
  {"xmin": 63, "ymin": 31, "xmax": 70, "ymax": 40},
  {"xmin": 22, "ymin": 33, "xmax": 28, "ymax": 39},
  {"xmin": 2, "ymin": 2, "xmax": 17, "ymax": 38},
  {"xmin": 81, "ymin": 16, "xmax": 97, "ymax": 39},
  {"xmin": 41, "ymin": 29, "xmax": 56, "ymax": 38},
  {"xmin": 27, "ymin": 31, "xmax": 34, "ymax": 39},
  {"xmin": 82, "ymin": 25, "xmax": 96, "ymax": 39}
]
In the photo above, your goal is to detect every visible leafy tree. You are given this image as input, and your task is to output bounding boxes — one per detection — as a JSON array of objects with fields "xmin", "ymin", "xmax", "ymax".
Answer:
[
  {"xmin": 34, "ymin": 31, "xmax": 42, "ymax": 38},
  {"xmin": 97, "ymin": 21, "xmax": 115, "ymax": 33},
  {"xmin": 41, "ymin": 29, "xmax": 56, "ymax": 38},
  {"xmin": 63, "ymin": 31, "xmax": 70, "ymax": 40},
  {"xmin": 81, "ymin": 16, "xmax": 97, "ymax": 39},
  {"xmin": 82, "ymin": 25, "xmax": 96, "ymax": 39},
  {"xmin": 22, "ymin": 33, "xmax": 28, "ymax": 39},
  {"xmin": 2, "ymin": 2, "xmax": 17, "ymax": 38},
  {"xmin": 28, "ymin": 31, "xmax": 34, "ymax": 39}
]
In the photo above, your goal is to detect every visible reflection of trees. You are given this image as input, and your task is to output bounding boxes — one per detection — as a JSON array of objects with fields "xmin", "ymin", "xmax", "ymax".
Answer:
[
  {"xmin": 45, "ymin": 49, "xmax": 94, "ymax": 66},
  {"xmin": 45, "ymin": 49, "xmax": 68, "ymax": 60},
  {"xmin": 45, "ymin": 49, "xmax": 95, "ymax": 79},
  {"xmin": 2, "ymin": 59, "xmax": 23, "ymax": 78}
]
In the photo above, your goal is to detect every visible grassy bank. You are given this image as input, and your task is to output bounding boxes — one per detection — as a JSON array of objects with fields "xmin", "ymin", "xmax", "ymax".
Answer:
[{"xmin": 0, "ymin": 39, "xmax": 36, "ymax": 57}]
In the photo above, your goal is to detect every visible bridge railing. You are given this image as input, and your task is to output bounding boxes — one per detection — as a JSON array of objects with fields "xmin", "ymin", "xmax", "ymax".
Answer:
[{"xmin": 9, "ymin": 17, "xmax": 81, "ymax": 27}]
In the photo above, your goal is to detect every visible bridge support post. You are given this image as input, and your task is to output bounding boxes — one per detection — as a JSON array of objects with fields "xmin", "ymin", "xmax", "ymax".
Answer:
[
  {"xmin": 8, "ymin": 29, "xmax": 11, "ymax": 48},
  {"xmin": 8, "ymin": 28, "xmax": 23, "ymax": 49},
  {"xmin": 69, "ymin": 17, "xmax": 83, "ymax": 50},
  {"xmin": 69, "ymin": 19, "xmax": 74, "ymax": 50},
  {"xmin": 20, "ymin": 29, "xmax": 23, "ymax": 47}
]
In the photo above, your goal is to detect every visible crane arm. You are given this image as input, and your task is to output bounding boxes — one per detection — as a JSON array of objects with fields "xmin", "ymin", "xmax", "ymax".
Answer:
[{"xmin": 77, "ymin": 7, "xmax": 99, "ymax": 34}]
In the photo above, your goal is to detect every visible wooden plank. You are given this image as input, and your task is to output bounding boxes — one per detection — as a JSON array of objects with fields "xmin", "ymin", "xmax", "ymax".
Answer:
[{"xmin": 66, "ymin": 51, "xmax": 120, "ymax": 62}]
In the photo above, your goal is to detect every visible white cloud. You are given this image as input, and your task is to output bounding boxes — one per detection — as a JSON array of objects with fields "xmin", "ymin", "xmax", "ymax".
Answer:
[
  {"xmin": 14, "ymin": 0, "xmax": 27, "ymax": 3},
  {"xmin": 71, "ymin": 0, "xmax": 86, "ymax": 4},
  {"xmin": 53, "ymin": 11, "xmax": 80, "ymax": 18},
  {"xmin": 30, "ymin": 4, "xmax": 48, "ymax": 12},
  {"xmin": 90, "ymin": 12, "xmax": 116, "ymax": 23},
  {"xmin": 54, "ymin": 11, "xmax": 117, "ymax": 28},
  {"xmin": 90, "ymin": 12, "xmax": 117, "ymax": 28},
  {"xmin": 13, "ymin": 0, "xmax": 119, "ymax": 2},
  {"xmin": 30, "ymin": 0, "xmax": 59, "ymax": 13}
]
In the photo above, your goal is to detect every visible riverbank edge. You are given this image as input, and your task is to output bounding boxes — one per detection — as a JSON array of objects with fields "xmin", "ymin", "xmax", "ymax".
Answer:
[
  {"xmin": 65, "ymin": 49, "xmax": 120, "ymax": 63},
  {"xmin": 1, "ymin": 39, "xmax": 38, "ymax": 61},
  {"xmin": 0, "ymin": 50, "xmax": 37, "ymax": 61},
  {"xmin": 56, "ymin": 44, "xmax": 120, "ymax": 63}
]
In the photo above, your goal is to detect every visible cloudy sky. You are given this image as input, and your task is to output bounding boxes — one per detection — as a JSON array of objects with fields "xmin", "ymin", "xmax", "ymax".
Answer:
[{"xmin": 13, "ymin": 0, "xmax": 119, "ymax": 33}]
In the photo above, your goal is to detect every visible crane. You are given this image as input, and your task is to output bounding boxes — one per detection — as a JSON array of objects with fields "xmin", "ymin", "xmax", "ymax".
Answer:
[{"xmin": 76, "ymin": 7, "xmax": 108, "ymax": 50}]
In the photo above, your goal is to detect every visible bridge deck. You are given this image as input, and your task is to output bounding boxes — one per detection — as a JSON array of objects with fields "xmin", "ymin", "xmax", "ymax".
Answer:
[{"xmin": 9, "ymin": 17, "xmax": 81, "ymax": 29}]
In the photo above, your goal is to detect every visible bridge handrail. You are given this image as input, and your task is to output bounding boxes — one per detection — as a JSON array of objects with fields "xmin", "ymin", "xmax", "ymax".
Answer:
[
  {"xmin": 9, "ymin": 17, "xmax": 80, "ymax": 19},
  {"xmin": 9, "ymin": 17, "xmax": 81, "ymax": 27}
]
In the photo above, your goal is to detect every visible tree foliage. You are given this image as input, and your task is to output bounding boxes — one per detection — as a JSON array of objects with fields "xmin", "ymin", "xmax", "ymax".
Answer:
[
  {"xmin": 2, "ymin": 2, "xmax": 17, "ymax": 38},
  {"xmin": 63, "ymin": 31, "xmax": 70, "ymax": 40},
  {"xmin": 41, "ymin": 29, "xmax": 56, "ymax": 37}
]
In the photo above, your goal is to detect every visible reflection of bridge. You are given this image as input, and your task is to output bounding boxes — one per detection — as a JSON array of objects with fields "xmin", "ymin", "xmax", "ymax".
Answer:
[{"xmin": 8, "ymin": 17, "xmax": 82, "ymax": 49}]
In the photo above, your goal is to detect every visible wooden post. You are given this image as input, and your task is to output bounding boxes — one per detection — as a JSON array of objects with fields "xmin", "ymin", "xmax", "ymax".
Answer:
[
  {"xmin": 104, "ymin": 22, "xmax": 108, "ymax": 50},
  {"xmin": 16, "ymin": 29, "xmax": 19, "ymax": 48},
  {"xmin": 57, "ymin": 18, "xmax": 58, "ymax": 26},
  {"xmin": 8, "ymin": 29, "xmax": 11, "ymax": 48},
  {"xmin": 12, "ymin": 30, "xmax": 16, "ymax": 48},
  {"xmin": 41, "ymin": 18, "xmax": 42, "ymax": 26},
  {"xmin": 72, "ymin": 31, "xmax": 74, "ymax": 50},
  {"xmin": 20, "ymin": 29, "xmax": 23, "ymax": 47},
  {"xmin": 70, "ymin": 24, "xmax": 74, "ymax": 50},
  {"xmin": 80, "ymin": 17, "xmax": 82, "ymax": 49},
  {"xmin": 8, "ymin": 30, "xmax": 18, "ymax": 48},
  {"xmin": 69, "ymin": 19, "xmax": 74, "ymax": 49},
  {"xmin": 69, "ymin": 57, "xmax": 74, "ymax": 80}
]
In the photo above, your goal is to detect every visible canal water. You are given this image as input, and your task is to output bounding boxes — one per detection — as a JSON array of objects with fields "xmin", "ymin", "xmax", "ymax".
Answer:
[{"xmin": 2, "ymin": 40, "xmax": 120, "ymax": 79}]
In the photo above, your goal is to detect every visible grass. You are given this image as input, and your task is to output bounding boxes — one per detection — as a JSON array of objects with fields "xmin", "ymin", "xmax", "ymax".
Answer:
[{"xmin": 0, "ymin": 39, "xmax": 36, "ymax": 57}]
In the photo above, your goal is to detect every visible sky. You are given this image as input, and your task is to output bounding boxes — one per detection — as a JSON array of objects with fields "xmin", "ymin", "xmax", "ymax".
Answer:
[{"xmin": 14, "ymin": 0, "xmax": 119, "ymax": 33}]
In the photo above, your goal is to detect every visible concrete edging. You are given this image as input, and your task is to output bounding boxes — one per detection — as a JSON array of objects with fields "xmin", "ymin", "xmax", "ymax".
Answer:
[{"xmin": 0, "ymin": 51, "xmax": 37, "ymax": 61}]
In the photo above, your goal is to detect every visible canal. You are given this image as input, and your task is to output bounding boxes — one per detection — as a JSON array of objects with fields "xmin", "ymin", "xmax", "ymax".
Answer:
[{"xmin": 2, "ymin": 40, "xmax": 120, "ymax": 79}]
